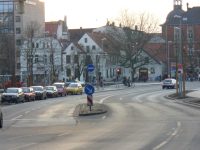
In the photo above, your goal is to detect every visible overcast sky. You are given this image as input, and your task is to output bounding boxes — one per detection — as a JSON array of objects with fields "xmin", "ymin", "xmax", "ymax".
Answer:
[{"xmin": 44, "ymin": 0, "xmax": 200, "ymax": 29}]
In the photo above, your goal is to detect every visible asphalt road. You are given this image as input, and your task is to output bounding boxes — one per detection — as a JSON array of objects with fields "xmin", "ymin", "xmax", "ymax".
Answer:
[{"xmin": 1, "ymin": 83, "xmax": 200, "ymax": 150}]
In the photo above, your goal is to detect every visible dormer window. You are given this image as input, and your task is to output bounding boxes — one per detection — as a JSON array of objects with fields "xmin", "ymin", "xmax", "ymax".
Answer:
[{"xmin": 71, "ymin": 46, "xmax": 74, "ymax": 50}]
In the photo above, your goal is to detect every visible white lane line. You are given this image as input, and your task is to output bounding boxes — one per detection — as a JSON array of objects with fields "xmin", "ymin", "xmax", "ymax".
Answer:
[
  {"xmin": 11, "ymin": 115, "xmax": 23, "ymax": 120},
  {"xmin": 8, "ymin": 143, "xmax": 36, "ymax": 150},
  {"xmin": 153, "ymin": 121, "xmax": 181, "ymax": 150},
  {"xmin": 102, "ymin": 116, "xmax": 106, "ymax": 119},
  {"xmin": 25, "ymin": 111, "xmax": 30, "ymax": 114},
  {"xmin": 99, "ymin": 95, "xmax": 114, "ymax": 104},
  {"xmin": 57, "ymin": 132, "xmax": 70, "ymax": 137}
]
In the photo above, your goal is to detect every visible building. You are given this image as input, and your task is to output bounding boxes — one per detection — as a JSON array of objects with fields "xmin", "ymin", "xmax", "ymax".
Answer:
[
  {"xmin": 0, "ymin": 0, "xmax": 45, "ymax": 85},
  {"xmin": 161, "ymin": 0, "xmax": 200, "ymax": 78},
  {"xmin": 20, "ymin": 37, "xmax": 62, "ymax": 86}
]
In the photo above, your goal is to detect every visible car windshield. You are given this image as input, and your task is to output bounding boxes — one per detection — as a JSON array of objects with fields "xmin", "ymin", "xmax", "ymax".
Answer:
[
  {"xmin": 164, "ymin": 80, "xmax": 172, "ymax": 83},
  {"xmin": 46, "ymin": 87, "xmax": 54, "ymax": 90},
  {"xmin": 22, "ymin": 88, "xmax": 30, "ymax": 93},
  {"xmin": 32, "ymin": 87, "xmax": 43, "ymax": 91},
  {"xmin": 6, "ymin": 89, "xmax": 18, "ymax": 93},
  {"xmin": 68, "ymin": 84, "xmax": 78, "ymax": 88},
  {"xmin": 53, "ymin": 84, "xmax": 63, "ymax": 88}
]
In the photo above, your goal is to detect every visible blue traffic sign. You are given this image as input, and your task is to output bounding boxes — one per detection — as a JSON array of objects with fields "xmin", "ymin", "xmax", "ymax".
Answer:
[
  {"xmin": 87, "ymin": 64, "xmax": 95, "ymax": 72},
  {"xmin": 84, "ymin": 84, "xmax": 95, "ymax": 95}
]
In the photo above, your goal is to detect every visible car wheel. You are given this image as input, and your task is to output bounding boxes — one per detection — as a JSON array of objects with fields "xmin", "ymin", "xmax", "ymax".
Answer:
[{"xmin": 0, "ymin": 113, "xmax": 3, "ymax": 128}]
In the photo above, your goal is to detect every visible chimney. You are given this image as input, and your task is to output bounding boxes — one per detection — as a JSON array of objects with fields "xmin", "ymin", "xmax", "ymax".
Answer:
[{"xmin": 187, "ymin": 3, "xmax": 189, "ymax": 11}]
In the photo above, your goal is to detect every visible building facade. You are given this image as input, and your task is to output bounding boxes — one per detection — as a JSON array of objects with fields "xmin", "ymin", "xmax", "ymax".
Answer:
[
  {"xmin": 0, "ymin": 0, "xmax": 45, "ymax": 85},
  {"xmin": 162, "ymin": 0, "xmax": 200, "ymax": 78}
]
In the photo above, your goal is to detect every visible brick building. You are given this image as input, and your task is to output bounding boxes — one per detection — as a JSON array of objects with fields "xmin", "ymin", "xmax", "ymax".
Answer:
[{"xmin": 161, "ymin": 0, "xmax": 200, "ymax": 78}]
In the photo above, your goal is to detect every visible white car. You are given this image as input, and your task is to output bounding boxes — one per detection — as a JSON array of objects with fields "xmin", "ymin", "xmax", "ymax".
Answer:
[{"xmin": 162, "ymin": 78, "xmax": 177, "ymax": 89}]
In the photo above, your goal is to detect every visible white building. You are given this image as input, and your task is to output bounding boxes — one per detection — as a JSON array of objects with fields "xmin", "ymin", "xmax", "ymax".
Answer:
[{"xmin": 20, "ymin": 37, "xmax": 62, "ymax": 86}]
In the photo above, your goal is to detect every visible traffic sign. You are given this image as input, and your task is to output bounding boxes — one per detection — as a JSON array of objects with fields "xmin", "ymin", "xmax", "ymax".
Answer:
[
  {"xmin": 84, "ymin": 84, "xmax": 95, "ymax": 95},
  {"xmin": 87, "ymin": 64, "xmax": 95, "ymax": 72}
]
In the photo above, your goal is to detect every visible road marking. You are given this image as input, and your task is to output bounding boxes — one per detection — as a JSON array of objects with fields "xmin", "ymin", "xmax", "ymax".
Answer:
[
  {"xmin": 57, "ymin": 132, "xmax": 70, "ymax": 137},
  {"xmin": 102, "ymin": 116, "xmax": 106, "ymax": 119},
  {"xmin": 25, "ymin": 111, "xmax": 30, "ymax": 114},
  {"xmin": 68, "ymin": 107, "xmax": 75, "ymax": 116},
  {"xmin": 153, "ymin": 121, "xmax": 181, "ymax": 150},
  {"xmin": 11, "ymin": 115, "xmax": 23, "ymax": 120},
  {"xmin": 8, "ymin": 143, "xmax": 36, "ymax": 150},
  {"xmin": 99, "ymin": 95, "xmax": 113, "ymax": 103}
]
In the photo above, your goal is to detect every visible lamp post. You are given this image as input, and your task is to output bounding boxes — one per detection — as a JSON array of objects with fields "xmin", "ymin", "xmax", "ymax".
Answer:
[
  {"xmin": 167, "ymin": 41, "xmax": 172, "ymax": 77},
  {"xmin": 174, "ymin": 15, "xmax": 187, "ymax": 98}
]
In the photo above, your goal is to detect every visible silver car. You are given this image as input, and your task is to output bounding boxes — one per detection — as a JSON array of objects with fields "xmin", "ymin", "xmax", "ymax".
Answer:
[{"xmin": 1, "ymin": 87, "xmax": 25, "ymax": 103}]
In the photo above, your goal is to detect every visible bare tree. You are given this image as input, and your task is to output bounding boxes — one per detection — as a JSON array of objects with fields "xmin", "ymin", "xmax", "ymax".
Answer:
[
  {"xmin": 109, "ymin": 10, "xmax": 159, "ymax": 81},
  {"xmin": 22, "ymin": 21, "xmax": 41, "ymax": 86}
]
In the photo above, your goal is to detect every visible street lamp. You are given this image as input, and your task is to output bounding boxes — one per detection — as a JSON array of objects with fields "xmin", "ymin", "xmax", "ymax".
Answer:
[
  {"xmin": 174, "ymin": 15, "xmax": 187, "ymax": 97},
  {"xmin": 167, "ymin": 41, "xmax": 172, "ymax": 77}
]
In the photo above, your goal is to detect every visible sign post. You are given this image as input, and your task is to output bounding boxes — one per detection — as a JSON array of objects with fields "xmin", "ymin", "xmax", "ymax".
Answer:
[
  {"xmin": 85, "ymin": 64, "xmax": 95, "ymax": 111},
  {"xmin": 87, "ymin": 95, "xmax": 93, "ymax": 111}
]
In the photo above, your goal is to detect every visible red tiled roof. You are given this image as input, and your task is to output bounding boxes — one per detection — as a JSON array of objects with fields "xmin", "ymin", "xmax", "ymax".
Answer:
[{"xmin": 144, "ymin": 43, "xmax": 166, "ymax": 64}]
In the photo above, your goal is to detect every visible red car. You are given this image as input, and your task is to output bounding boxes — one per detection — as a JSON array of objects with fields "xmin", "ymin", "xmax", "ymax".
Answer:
[
  {"xmin": 22, "ymin": 87, "xmax": 36, "ymax": 102},
  {"xmin": 53, "ymin": 82, "xmax": 67, "ymax": 96}
]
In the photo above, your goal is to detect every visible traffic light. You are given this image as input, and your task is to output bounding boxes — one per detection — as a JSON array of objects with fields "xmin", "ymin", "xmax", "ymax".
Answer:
[{"xmin": 116, "ymin": 68, "xmax": 121, "ymax": 75}]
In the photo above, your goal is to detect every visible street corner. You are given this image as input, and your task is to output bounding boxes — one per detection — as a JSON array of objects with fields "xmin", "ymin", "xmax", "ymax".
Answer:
[{"xmin": 73, "ymin": 103, "xmax": 107, "ymax": 116}]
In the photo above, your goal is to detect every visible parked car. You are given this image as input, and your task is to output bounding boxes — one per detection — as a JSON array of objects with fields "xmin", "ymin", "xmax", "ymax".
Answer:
[
  {"xmin": 22, "ymin": 87, "xmax": 36, "ymax": 102},
  {"xmin": 66, "ymin": 83, "xmax": 83, "ymax": 95},
  {"xmin": 31, "ymin": 86, "xmax": 47, "ymax": 100},
  {"xmin": 53, "ymin": 82, "xmax": 67, "ymax": 96},
  {"xmin": 162, "ymin": 78, "xmax": 177, "ymax": 89},
  {"xmin": 45, "ymin": 86, "xmax": 58, "ymax": 98},
  {"xmin": 0, "ymin": 106, "xmax": 3, "ymax": 128},
  {"xmin": 1, "ymin": 87, "xmax": 25, "ymax": 103}
]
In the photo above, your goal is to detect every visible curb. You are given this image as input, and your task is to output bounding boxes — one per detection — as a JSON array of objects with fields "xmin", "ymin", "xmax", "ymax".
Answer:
[{"xmin": 73, "ymin": 103, "xmax": 107, "ymax": 116}]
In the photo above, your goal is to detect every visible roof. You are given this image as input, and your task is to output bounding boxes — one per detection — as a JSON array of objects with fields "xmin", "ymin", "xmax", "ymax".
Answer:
[
  {"xmin": 163, "ymin": 6, "xmax": 200, "ymax": 25},
  {"xmin": 144, "ymin": 43, "xmax": 166, "ymax": 64},
  {"xmin": 184, "ymin": 7, "xmax": 200, "ymax": 24},
  {"xmin": 69, "ymin": 28, "xmax": 94, "ymax": 43},
  {"xmin": 87, "ymin": 32, "xmax": 121, "ymax": 55}
]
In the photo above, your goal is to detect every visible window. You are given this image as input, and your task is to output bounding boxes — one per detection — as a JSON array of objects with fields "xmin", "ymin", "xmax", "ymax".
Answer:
[
  {"xmin": 86, "ymin": 46, "xmax": 90, "ymax": 53},
  {"xmin": 84, "ymin": 38, "xmax": 88, "ymax": 43},
  {"xmin": 15, "ymin": 16, "xmax": 21, "ymax": 22},
  {"xmin": 66, "ymin": 68, "xmax": 71, "ymax": 76},
  {"xmin": 35, "ymin": 55, "xmax": 39, "ymax": 63},
  {"xmin": 32, "ymin": 42, "xmax": 35, "ymax": 48},
  {"xmin": 92, "ymin": 45, "xmax": 96, "ymax": 50},
  {"xmin": 74, "ymin": 55, "xmax": 79, "ymax": 63},
  {"xmin": 16, "ymin": 39, "xmax": 21, "ymax": 46},
  {"xmin": 50, "ymin": 54, "xmax": 53, "ymax": 63},
  {"xmin": 36, "ymin": 43, "xmax": 39, "ymax": 48},
  {"xmin": 66, "ymin": 55, "xmax": 71, "ymax": 63},
  {"xmin": 17, "ymin": 63, "xmax": 20, "ymax": 69},
  {"xmin": 44, "ymin": 55, "xmax": 47, "ymax": 64},
  {"xmin": 71, "ymin": 46, "xmax": 74, "ymax": 50},
  {"xmin": 16, "ymin": 27, "xmax": 21, "ymax": 34}
]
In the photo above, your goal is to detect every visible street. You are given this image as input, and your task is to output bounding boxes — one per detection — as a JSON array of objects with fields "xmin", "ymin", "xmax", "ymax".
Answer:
[{"xmin": 1, "ymin": 82, "xmax": 200, "ymax": 150}]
